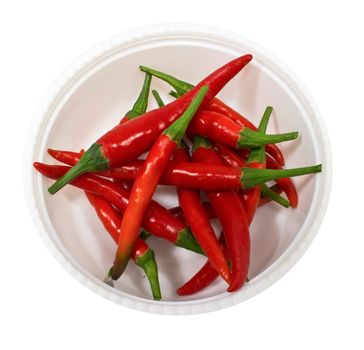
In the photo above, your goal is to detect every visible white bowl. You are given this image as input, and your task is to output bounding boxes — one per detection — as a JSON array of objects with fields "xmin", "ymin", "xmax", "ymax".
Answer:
[{"xmin": 25, "ymin": 24, "xmax": 331, "ymax": 315}]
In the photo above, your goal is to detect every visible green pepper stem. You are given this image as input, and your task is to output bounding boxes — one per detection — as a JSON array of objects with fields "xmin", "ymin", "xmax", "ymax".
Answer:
[
  {"xmin": 192, "ymin": 135, "xmax": 212, "ymax": 152},
  {"xmin": 139, "ymin": 66, "xmax": 193, "ymax": 96},
  {"xmin": 48, "ymin": 143, "xmax": 109, "ymax": 194},
  {"xmin": 238, "ymin": 127, "xmax": 298, "ymax": 148},
  {"xmin": 169, "ymin": 90, "xmax": 180, "ymax": 98},
  {"xmin": 241, "ymin": 164, "xmax": 322, "ymax": 189},
  {"xmin": 152, "ymin": 89, "xmax": 165, "ymax": 107},
  {"xmin": 135, "ymin": 248, "xmax": 162, "ymax": 300},
  {"xmin": 257, "ymin": 106, "xmax": 273, "ymax": 133},
  {"xmin": 175, "ymin": 228, "xmax": 205, "ymax": 255},
  {"xmin": 260, "ymin": 184, "xmax": 291, "ymax": 208},
  {"xmin": 125, "ymin": 73, "xmax": 152, "ymax": 119},
  {"xmin": 163, "ymin": 86, "xmax": 208, "ymax": 143},
  {"xmin": 247, "ymin": 106, "xmax": 273, "ymax": 164},
  {"xmin": 139, "ymin": 230, "xmax": 152, "ymax": 240}
]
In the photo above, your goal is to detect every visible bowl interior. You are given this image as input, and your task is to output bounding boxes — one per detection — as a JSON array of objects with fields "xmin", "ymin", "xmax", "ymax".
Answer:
[{"xmin": 33, "ymin": 34, "xmax": 321, "ymax": 302}]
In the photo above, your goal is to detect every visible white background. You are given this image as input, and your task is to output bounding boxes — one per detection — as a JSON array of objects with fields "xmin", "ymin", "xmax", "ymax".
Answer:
[{"xmin": 0, "ymin": 1, "xmax": 362, "ymax": 349}]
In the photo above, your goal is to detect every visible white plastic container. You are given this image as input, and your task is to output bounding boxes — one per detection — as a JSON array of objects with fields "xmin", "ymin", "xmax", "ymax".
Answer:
[{"xmin": 25, "ymin": 24, "xmax": 331, "ymax": 315}]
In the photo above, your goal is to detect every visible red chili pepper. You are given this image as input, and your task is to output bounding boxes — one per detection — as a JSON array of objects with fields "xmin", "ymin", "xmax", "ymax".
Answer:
[
  {"xmin": 47, "ymin": 148, "xmax": 243, "ymax": 190},
  {"xmin": 177, "ymin": 234, "xmax": 229, "ymax": 296},
  {"xmin": 174, "ymin": 144, "xmax": 231, "ymax": 285},
  {"xmin": 140, "ymin": 66, "xmax": 285, "ymax": 165},
  {"xmin": 192, "ymin": 136, "xmax": 250, "ymax": 292},
  {"xmin": 85, "ymin": 192, "xmax": 161, "ymax": 300},
  {"xmin": 110, "ymin": 87, "xmax": 208, "ymax": 280},
  {"xmin": 33, "ymin": 162, "xmax": 204, "ymax": 255},
  {"xmin": 120, "ymin": 73, "xmax": 152, "ymax": 124},
  {"xmin": 266, "ymin": 154, "xmax": 299, "ymax": 208},
  {"xmin": 188, "ymin": 110, "xmax": 298, "ymax": 149},
  {"xmin": 48, "ymin": 55, "xmax": 253, "ymax": 194},
  {"xmin": 47, "ymin": 147, "xmax": 319, "ymax": 195}
]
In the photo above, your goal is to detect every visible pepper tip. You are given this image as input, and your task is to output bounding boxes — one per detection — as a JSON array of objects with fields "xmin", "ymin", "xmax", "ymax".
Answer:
[
  {"xmin": 245, "ymin": 54, "xmax": 253, "ymax": 62},
  {"xmin": 47, "ymin": 148, "xmax": 56, "ymax": 157}
]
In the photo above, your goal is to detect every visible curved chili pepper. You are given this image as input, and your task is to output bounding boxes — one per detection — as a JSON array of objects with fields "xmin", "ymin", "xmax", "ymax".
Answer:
[
  {"xmin": 109, "ymin": 87, "xmax": 208, "ymax": 280},
  {"xmin": 174, "ymin": 145, "xmax": 231, "ymax": 285},
  {"xmin": 188, "ymin": 110, "xmax": 298, "ymax": 148},
  {"xmin": 33, "ymin": 162, "xmax": 204, "ymax": 255},
  {"xmin": 266, "ymin": 154, "xmax": 299, "ymax": 208},
  {"xmin": 47, "ymin": 147, "xmax": 320, "ymax": 192},
  {"xmin": 85, "ymin": 192, "xmax": 161, "ymax": 300},
  {"xmin": 48, "ymin": 148, "xmax": 242, "ymax": 189},
  {"xmin": 120, "ymin": 73, "xmax": 152, "ymax": 124},
  {"xmin": 177, "ymin": 234, "xmax": 229, "ymax": 296},
  {"xmin": 140, "ymin": 65, "xmax": 285, "ymax": 165},
  {"xmin": 192, "ymin": 136, "xmax": 250, "ymax": 292},
  {"xmin": 48, "ymin": 54, "xmax": 253, "ymax": 194}
]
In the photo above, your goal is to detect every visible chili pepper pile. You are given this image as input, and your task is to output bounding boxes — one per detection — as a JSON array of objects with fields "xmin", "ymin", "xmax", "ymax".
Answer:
[{"xmin": 34, "ymin": 54, "xmax": 322, "ymax": 300}]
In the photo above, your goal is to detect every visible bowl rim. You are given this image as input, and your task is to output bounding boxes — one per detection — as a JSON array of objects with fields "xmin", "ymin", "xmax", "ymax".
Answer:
[{"xmin": 24, "ymin": 23, "xmax": 332, "ymax": 315}]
